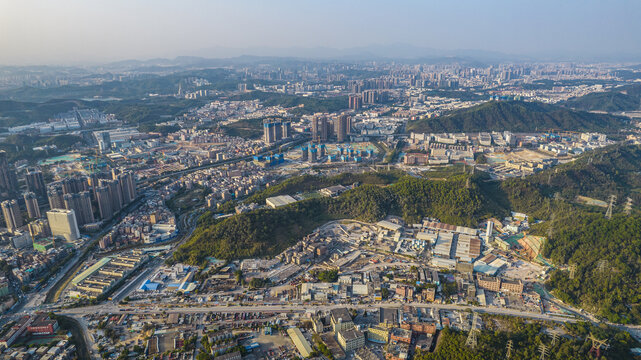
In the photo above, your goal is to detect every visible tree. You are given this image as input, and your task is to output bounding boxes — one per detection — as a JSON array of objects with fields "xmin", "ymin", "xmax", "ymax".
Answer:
[{"xmin": 234, "ymin": 270, "xmax": 243, "ymax": 284}]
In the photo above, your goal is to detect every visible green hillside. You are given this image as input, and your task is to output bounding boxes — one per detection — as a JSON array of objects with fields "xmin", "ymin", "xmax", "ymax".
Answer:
[
  {"xmin": 544, "ymin": 213, "xmax": 641, "ymax": 324},
  {"xmin": 174, "ymin": 143, "xmax": 641, "ymax": 324},
  {"xmin": 415, "ymin": 320, "xmax": 637, "ymax": 360},
  {"xmin": 229, "ymin": 91, "xmax": 348, "ymax": 115},
  {"xmin": 0, "ymin": 99, "xmax": 89, "ymax": 128},
  {"xmin": 406, "ymin": 100, "xmax": 626, "ymax": 133},
  {"xmin": 173, "ymin": 174, "xmax": 493, "ymax": 264},
  {"xmin": 565, "ymin": 83, "xmax": 641, "ymax": 112},
  {"xmin": 496, "ymin": 144, "xmax": 641, "ymax": 219},
  {"xmin": 494, "ymin": 144, "xmax": 641, "ymax": 323},
  {"xmin": 0, "ymin": 68, "xmax": 235, "ymax": 101}
]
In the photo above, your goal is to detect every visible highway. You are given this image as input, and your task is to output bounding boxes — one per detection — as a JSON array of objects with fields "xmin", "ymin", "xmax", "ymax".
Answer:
[{"xmin": 58, "ymin": 301, "xmax": 580, "ymax": 324}]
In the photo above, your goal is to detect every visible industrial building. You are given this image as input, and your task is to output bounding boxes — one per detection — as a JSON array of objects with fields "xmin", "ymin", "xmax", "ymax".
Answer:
[
  {"xmin": 70, "ymin": 251, "xmax": 147, "ymax": 298},
  {"xmin": 266, "ymin": 195, "xmax": 297, "ymax": 209},
  {"xmin": 287, "ymin": 327, "xmax": 313, "ymax": 358}
]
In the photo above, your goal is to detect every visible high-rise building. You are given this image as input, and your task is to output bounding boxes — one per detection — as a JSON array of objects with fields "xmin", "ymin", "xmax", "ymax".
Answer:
[
  {"xmin": 312, "ymin": 116, "xmax": 329, "ymax": 143},
  {"xmin": 362, "ymin": 90, "xmax": 377, "ymax": 104},
  {"xmin": 116, "ymin": 171, "xmax": 136, "ymax": 204},
  {"xmin": 335, "ymin": 114, "xmax": 351, "ymax": 143},
  {"xmin": 263, "ymin": 119, "xmax": 292, "ymax": 145},
  {"xmin": 61, "ymin": 176, "xmax": 89, "ymax": 195},
  {"xmin": 46, "ymin": 209, "xmax": 80, "ymax": 241},
  {"xmin": 28, "ymin": 219, "xmax": 50, "ymax": 239},
  {"xmin": 23, "ymin": 192, "xmax": 41, "ymax": 219},
  {"xmin": 1, "ymin": 199, "xmax": 23, "ymax": 233},
  {"xmin": 95, "ymin": 186, "xmax": 113, "ymax": 220},
  {"xmin": 63, "ymin": 191, "xmax": 94, "ymax": 226},
  {"xmin": 97, "ymin": 132, "xmax": 111, "ymax": 153},
  {"xmin": 309, "ymin": 146, "xmax": 318, "ymax": 162},
  {"xmin": 0, "ymin": 151, "xmax": 18, "ymax": 194},
  {"xmin": 99, "ymin": 178, "xmax": 123, "ymax": 214},
  {"xmin": 348, "ymin": 94, "xmax": 362, "ymax": 110},
  {"xmin": 47, "ymin": 186, "xmax": 65, "ymax": 210},
  {"xmin": 25, "ymin": 169, "xmax": 47, "ymax": 198}
]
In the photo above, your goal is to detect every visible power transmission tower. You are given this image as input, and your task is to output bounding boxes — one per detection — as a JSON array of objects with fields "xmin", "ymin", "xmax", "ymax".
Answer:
[
  {"xmin": 587, "ymin": 333, "xmax": 609, "ymax": 358},
  {"xmin": 506, "ymin": 340, "xmax": 514, "ymax": 359},
  {"xmin": 624, "ymin": 197, "xmax": 633, "ymax": 215},
  {"xmin": 552, "ymin": 332, "xmax": 559, "ymax": 346},
  {"xmin": 465, "ymin": 312, "xmax": 480, "ymax": 349},
  {"xmin": 569, "ymin": 264, "xmax": 577, "ymax": 280},
  {"xmin": 547, "ymin": 172, "xmax": 552, "ymax": 185},
  {"xmin": 605, "ymin": 195, "xmax": 617, "ymax": 219},
  {"xmin": 539, "ymin": 343, "xmax": 549, "ymax": 360}
]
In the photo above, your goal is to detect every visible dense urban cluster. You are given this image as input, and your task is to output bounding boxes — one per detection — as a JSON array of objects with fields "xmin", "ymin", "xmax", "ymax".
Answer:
[{"xmin": 0, "ymin": 57, "xmax": 639, "ymax": 360}]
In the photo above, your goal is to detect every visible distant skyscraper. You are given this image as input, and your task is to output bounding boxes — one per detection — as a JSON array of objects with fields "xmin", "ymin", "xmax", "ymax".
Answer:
[
  {"xmin": 312, "ymin": 116, "xmax": 329, "ymax": 143},
  {"xmin": 0, "ymin": 151, "xmax": 18, "ymax": 194},
  {"xmin": 97, "ymin": 131, "xmax": 111, "ymax": 153},
  {"xmin": 362, "ymin": 90, "xmax": 377, "ymax": 105},
  {"xmin": 62, "ymin": 176, "xmax": 89, "ymax": 195},
  {"xmin": 348, "ymin": 94, "xmax": 362, "ymax": 110},
  {"xmin": 263, "ymin": 119, "xmax": 291, "ymax": 145},
  {"xmin": 1, "ymin": 199, "xmax": 23, "ymax": 233},
  {"xmin": 99, "ymin": 179, "xmax": 123, "ymax": 214},
  {"xmin": 25, "ymin": 169, "xmax": 47, "ymax": 198},
  {"xmin": 309, "ymin": 145, "xmax": 318, "ymax": 162},
  {"xmin": 23, "ymin": 192, "xmax": 41, "ymax": 219},
  {"xmin": 46, "ymin": 209, "xmax": 80, "ymax": 241},
  {"xmin": 95, "ymin": 186, "xmax": 113, "ymax": 220},
  {"xmin": 335, "ymin": 114, "xmax": 351, "ymax": 143},
  {"xmin": 47, "ymin": 186, "xmax": 65, "ymax": 210},
  {"xmin": 117, "ymin": 171, "xmax": 136, "ymax": 204},
  {"xmin": 63, "ymin": 191, "xmax": 94, "ymax": 226}
]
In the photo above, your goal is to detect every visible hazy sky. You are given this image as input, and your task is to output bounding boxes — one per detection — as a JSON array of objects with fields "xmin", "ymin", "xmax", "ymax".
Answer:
[{"xmin": 1, "ymin": 0, "xmax": 641, "ymax": 65}]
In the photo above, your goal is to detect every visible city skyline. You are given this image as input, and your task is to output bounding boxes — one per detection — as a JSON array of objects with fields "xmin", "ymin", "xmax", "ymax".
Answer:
[{"xmin": 2, "ymin": 0, "xmax": 641, "ymax": 65}]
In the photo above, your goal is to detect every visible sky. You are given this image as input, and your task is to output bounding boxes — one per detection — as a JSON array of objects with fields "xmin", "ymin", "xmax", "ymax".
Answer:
[{"xmin": 1, "ymin": 0, "xmax": 641, "ymax": 65}]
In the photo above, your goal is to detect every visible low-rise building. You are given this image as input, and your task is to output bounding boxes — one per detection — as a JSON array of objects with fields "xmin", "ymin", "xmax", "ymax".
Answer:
[
  {"xmin": 287, "ymin": 327, "xmax": 313, "ymax": 358},
  {"xmin": 390, "ymin": 327, "xmax": 412, "ymax": 344},
  {"xmin": 330, "ymin": 308, "xmax": 354, "ymax": 333},
  {"xmin": 337, "ymin": 327, "xmax": 365, "ymax": 352},
  {"xmin": 367, "ymin": 325, "xmax": 390, "ymax": 344}
]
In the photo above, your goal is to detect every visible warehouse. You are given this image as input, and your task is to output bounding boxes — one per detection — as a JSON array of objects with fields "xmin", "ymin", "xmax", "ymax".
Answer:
[{"xmin": 287, "ymin": 327, "xmax": 313, "ymax": 358}]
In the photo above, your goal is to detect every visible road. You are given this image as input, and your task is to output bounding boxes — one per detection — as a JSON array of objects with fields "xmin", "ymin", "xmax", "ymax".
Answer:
[
  {"xmin": 58, "ymin": 301, "xmax": 579, "ymax": 324},
  {"xmin": 108, "ymin": 206, "xmax": 202, "ymax": 304}
]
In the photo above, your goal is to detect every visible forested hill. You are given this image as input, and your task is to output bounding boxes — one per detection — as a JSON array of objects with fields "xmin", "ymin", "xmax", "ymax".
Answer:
[
  {"xmin": 565, "ymin": 83, "xmax": 641, "ymax": 112},
  {"xmin": 173, "ymin": 143, "xmax": 641, "ymax": 324},
  {"xmin": 406, "ymin": 100, "xmax": 627, "ymax": 133},
  {"xmin": 495, "ymin": 144, "xmax": 641, "ymax": 323},
  {"xmin": 174, "ymin": 144, "xmax": 641, "ymax": 265},
  {"xmin": 172, "ymin": 173, "xmax": 496, "ymax": 264},
  {"xmin": 495, "ymin": 143, "xmax": 641, "ymax": 219}
]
